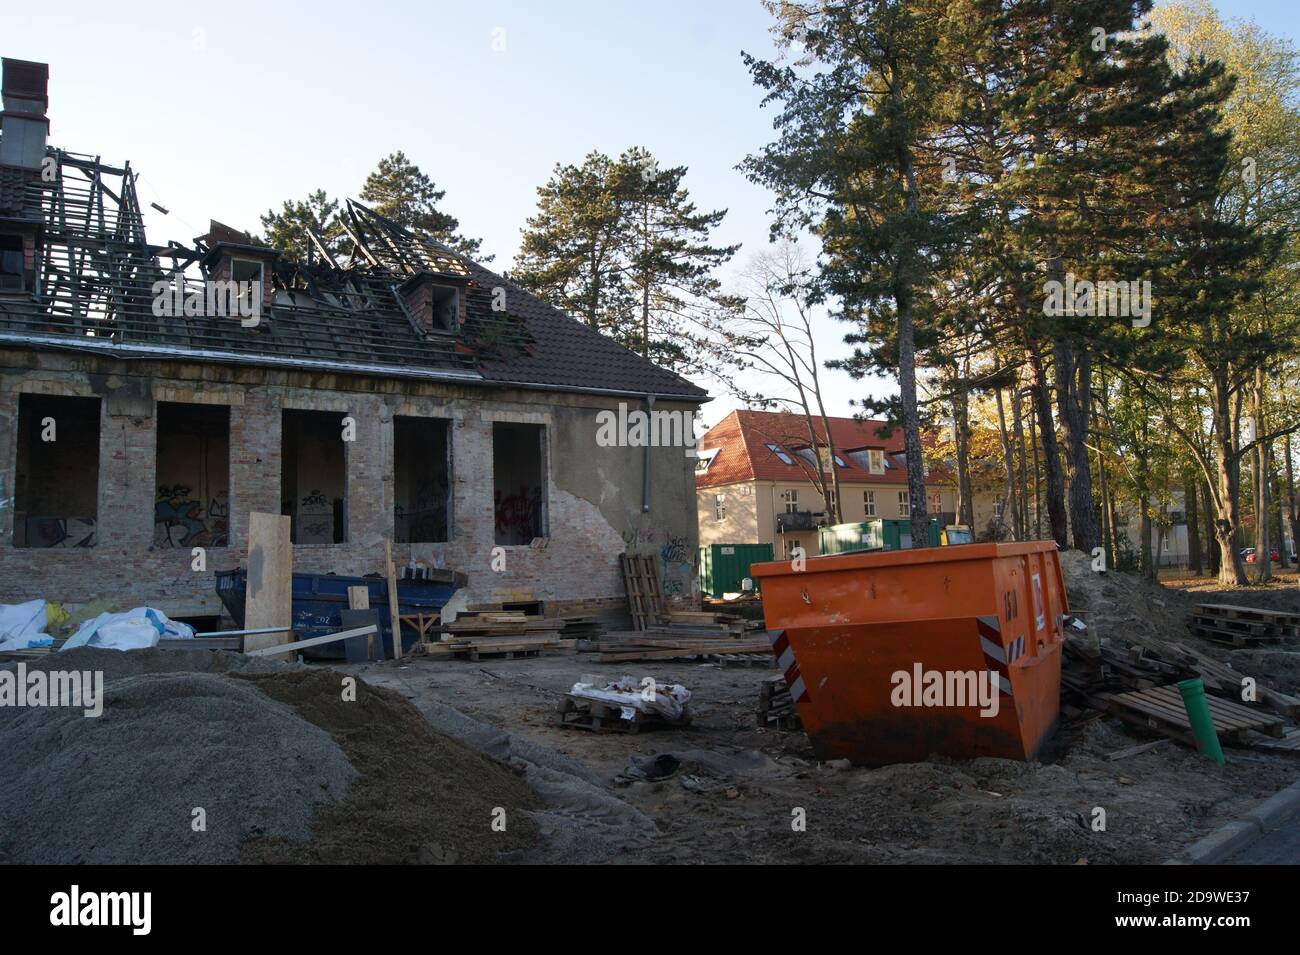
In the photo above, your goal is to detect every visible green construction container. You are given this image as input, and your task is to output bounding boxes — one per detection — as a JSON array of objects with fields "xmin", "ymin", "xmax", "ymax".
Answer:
[
  {"xmin": 818, "ymin": 520, "xmax": 885, "ymax": 555},
  {"xmin": 880, "ymin": 518, "xmax": 943, "ymax": 550},
  {"xmin": 698, "ymin": 543, "xmax": 774, "ymax": 598}
]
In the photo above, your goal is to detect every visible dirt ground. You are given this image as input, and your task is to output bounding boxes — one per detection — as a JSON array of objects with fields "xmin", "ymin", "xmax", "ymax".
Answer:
[
  {"xmin": 236, "ymin": 668, "xmax": 540, "ymax": 864},
  {"xmin": 309, "ymin": 556, "xmax": 1300, "ymax": 865},
  {"xmin": 336, "ymin": 645, "xmax": 1294, "ymax": 864}
]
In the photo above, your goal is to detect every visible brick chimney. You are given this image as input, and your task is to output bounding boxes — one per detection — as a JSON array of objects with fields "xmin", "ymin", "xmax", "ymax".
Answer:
[{"xmin": 0, "ymin": 58, "xmax": 49, "ymax": 170}]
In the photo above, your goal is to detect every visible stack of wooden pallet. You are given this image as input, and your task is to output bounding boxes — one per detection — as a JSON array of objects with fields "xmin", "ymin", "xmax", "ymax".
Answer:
[
  {"xmin": 592, "ymin": 633, "xmax": 774, "ymax": 665},
  {"xmin": 1187, "ymin": 603, "xmax": 1299, "ymax": 646},
  {"xmin": 757, "ymin": 673, "xmax": 802, "ymax": 730},
  {"xmin": 556, "ymin": 614, "xmax": 604, "ymax": 640},
  {"xmin": 425, "ymin": 610, "xmax": 575, "ymax": 660}
]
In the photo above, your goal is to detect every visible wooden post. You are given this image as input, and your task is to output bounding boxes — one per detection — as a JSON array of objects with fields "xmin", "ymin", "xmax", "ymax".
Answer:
[
  {"xmin": 384, "ymin": 538, "xmax": 402, "ymax": 660},
  {"xmin": 348, "ymin": 585, "xmax": 373, "ymax": 658},
  {"xmin": 244, "ymin": 512, "xmax": 292, "ymax": 654}
]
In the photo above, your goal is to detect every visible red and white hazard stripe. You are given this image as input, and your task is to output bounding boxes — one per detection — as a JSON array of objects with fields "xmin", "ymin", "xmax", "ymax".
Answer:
[
  {"xmin": 976, "ymin": 615, "xmax": 1017, "ymax": 697},
  {"xmin": 768, "ymin": 629, "xmax": 809, "ymax": 703}
]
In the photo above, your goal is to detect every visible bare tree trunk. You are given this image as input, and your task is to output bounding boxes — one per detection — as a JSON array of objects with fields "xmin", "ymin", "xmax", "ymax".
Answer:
[
  {"xmin": 1029, "ymin": 395, "xmax": 1042, "ymax": 538},
  {"xmin": 1286, "ymin": 435, "xmax": 1299, "ymax": 571},
  {"xmin": 1013, "ymin": 385, "xmax": 1029, "ymax": 540},
  {"xmin": 995, "ymin": 385, "xmax": 1018, "ymax": 540},
  {"xmin": 1054, "ymin": 338, "xmax": 1100, "ymax": 552},
  {"xmin": 1186, "ymin": 474, "xmax": 1202, "ymax": 576},
  {"xmin": 1204, "ymin": 478, "xmax": 1220, "ymax": 577},
  {"xmin": 1097, "ymin": 444, "xmax": 1113, "ymax": 570},
  {"xmin": 1213, "ymin": 386, "xmax": 1249, "ymax": 586},
  {"xmin": 1253, "ymin": 370, "xmax": 1271, "ymax": 581},
  {"xmin": 1027, "ymin": 340, "xmax": 1067, "ymax": 546},
  {"xmin": 893, "ymin": 131, "xmax": 929, "ymax": 549},
  {"xmin": 954, "ymin": 390, "xmax": 974, "ymax": 526}
]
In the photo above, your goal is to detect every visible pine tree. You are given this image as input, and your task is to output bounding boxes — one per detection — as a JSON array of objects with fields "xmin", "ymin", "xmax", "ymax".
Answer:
[
  {"xmin": 512, "ymin": 148, "xmax": 740, "ymax": 373},
  {"xmin": 742, "ymin": 0, "xmax": 952, "ymax": 547},
  {"xmin": 359, "ymin": 151, "xmax": 486, "ymax": 259},
  {"xmin": 259, "ymin": 189, "xmax": 345, "ymax": 264},
  {"xmin": 618, "ymin": 147, "xmax": 741, "ymax": 370},
  {"xmin": 512, "ymin": 151, "xmax": 635, "ymax": 335}
]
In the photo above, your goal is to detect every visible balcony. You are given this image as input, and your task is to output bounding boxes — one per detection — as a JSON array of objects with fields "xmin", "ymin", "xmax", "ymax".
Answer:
[{"xmin": 776, "ymin": 510, "xmax": 822, "ymax": 533}]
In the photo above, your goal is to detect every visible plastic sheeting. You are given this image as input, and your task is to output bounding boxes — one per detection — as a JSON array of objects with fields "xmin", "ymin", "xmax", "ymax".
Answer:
[
  {"xmin": 0, "ymin": 600, "xmax": 53, "ymax": 651},
  {"xmin": 569, "ymin": 676, "xmax": 692, "ymax": 722},
  {"xmin": 61, "ymin": 608, "xmax": 196, "ymax": 652}
]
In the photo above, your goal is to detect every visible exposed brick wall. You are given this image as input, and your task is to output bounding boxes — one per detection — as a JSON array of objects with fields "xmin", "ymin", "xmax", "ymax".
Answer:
[{"xmin": 0, "ymin": 349, "xmax": 701, "ymax": 619}]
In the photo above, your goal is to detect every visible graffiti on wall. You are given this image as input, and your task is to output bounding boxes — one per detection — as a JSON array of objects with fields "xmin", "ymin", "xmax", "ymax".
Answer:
[
  {"xmin": 154, "ymin": 484, "xmax": 228, "ymax": 547},
  {"xmin": 495, "ymin": 485, "xmax": 543, "ymax": 544},
  {"xmin": 660, "ymin": 534, "xmax": 692, "ymax": 594}
]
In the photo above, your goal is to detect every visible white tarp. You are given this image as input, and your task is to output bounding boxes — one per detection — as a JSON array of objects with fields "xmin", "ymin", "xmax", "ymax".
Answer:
[
  {"xmin": 569, "ymin": 676, "xmax": 692, "ymax": 722},
  {"xmin": 0, "ymin": 600, "xmax": 53, "ymax": 651},
  {"xmin": 61, "ymin": 607, "xmax": 195, "ymax": 653}
]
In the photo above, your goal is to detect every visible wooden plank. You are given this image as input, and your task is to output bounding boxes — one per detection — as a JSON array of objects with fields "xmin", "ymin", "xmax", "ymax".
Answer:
[
  {"xmin": 384, "ymin": 538, "xmax": 402, "ymax": 660},
  {"xmin": 245, "ymin": 624, "xmax": 377, "ymax": 657},
  {"xmin": 348, "ymin": 585, "xmax": 373, "ymax": 658},
  {"xmin": 243, "ymin": 512, "xmax": 293, "ymax": 654}
]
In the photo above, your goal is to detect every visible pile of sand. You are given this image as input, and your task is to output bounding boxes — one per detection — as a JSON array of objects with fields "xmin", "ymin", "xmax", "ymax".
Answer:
[
  {"xmin": 1059, "ymin": 550, "xmax": 1193, "ymax": 648},
  {"xmin": 0, "ymin": 649, "xmax": 540, "ymax": 864},
  {"xmin": 0, "ymin": 670, "xmax": 355, "ymax": 864}
]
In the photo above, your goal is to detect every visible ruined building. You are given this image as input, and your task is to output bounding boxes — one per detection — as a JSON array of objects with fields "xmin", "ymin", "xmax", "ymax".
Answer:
[{"xmin": 0, "ymin": 57, "xmax": 705, "ymax": 622}]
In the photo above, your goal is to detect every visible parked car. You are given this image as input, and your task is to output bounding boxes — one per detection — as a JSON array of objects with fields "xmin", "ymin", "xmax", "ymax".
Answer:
[{"xmin": 1242, "ymin": 547, "xmax": 1281, "ymax": 564}]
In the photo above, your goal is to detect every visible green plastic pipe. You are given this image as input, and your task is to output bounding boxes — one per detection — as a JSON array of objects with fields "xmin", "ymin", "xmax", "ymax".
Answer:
[{"xmin": 1177, "ymin": 678, "xmax": 1225, "ymax": 765}]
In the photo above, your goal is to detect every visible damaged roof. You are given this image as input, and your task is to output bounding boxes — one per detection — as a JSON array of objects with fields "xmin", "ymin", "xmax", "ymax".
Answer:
[{"xmin": 0, "ymin": 150, "xmax": 708, "ymax": 402}]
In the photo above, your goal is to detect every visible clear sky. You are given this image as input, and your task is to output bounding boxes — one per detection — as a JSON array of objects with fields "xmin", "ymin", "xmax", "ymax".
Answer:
[{"xmin": 5, "ymin": 0, "xmax": 1293, "ymax": 426}]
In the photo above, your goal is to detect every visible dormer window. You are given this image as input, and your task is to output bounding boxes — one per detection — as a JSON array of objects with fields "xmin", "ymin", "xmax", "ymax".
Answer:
[
  {"xmin": 230, "ymin": 257, "xmax": 264, "ymax": 315},
  {"xmin": 0, "ymin": 234, "xmax": 24, "ymax": 291},
  {"xmin": 429, "ymin": 283, "xmax": 459, "ymax": 331},
  {"xmin": 868, "ymin": 449, "xmax": 884, "ymax": 474},
  {"xmin": 396, "ymin": 271, "xmax": 467, "ymax": 338},
  {"xmin": 199, "ymin": 225, "xmax": 277, "ymax": 323}
]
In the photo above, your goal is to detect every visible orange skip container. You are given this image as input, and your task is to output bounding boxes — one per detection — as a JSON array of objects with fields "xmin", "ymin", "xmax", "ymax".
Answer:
[{"xmin": 750, "ymin": 541, "xmax": 1067, "ymax": 765}]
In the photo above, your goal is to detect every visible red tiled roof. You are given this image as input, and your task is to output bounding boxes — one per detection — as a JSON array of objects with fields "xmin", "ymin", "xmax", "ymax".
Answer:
[{"xmin": 696, "ymin": 409, "xmax": 945, "ymax": 489}]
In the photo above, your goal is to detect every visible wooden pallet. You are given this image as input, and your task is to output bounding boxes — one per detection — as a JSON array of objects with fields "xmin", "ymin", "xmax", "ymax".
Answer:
[
  {"xmin": 1250, "ymin": 727, "xmax": 1300, "ymax": 753},
  {"xmin": 1194, "ymin": 603, "xmax": 1300, "ymax": 626},
  {"xmin": 594, "ymin": 636, "xmax": 773, "ymax": 664},
  {"xmin": 1190, "ymin": 614, "xmax": 1276, "ymax": 636},
  {"xmin": 554, "ymin": 695, "xmax": 689, "ymax": 734},
  {"xmin": 1187, "ymin": 622, "xmax": 1283, "ymax": 647},
  {"xmin": 1100, "ymin": 685, "xmax": 1286, "ymax": 746},
  {"xmin": 620, "ymin": 553, "xmax": 665, "ymax": 631}
]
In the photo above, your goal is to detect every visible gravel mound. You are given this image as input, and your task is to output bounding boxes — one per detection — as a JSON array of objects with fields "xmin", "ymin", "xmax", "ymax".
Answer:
[{"xmin": 0, "ymin": 671, "xmax": 355, "ymax": 864}]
